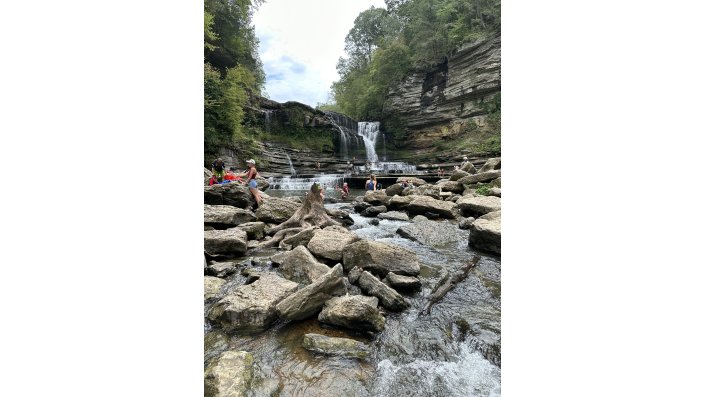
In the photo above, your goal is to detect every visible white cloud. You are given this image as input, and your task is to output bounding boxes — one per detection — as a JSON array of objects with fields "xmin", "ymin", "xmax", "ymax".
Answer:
[{"xmin": 252, "ymin": 0, "xmax": 387, "ymax": 106}]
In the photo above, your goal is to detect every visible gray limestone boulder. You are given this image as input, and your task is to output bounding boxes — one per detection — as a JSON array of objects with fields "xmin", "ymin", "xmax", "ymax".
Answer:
[
  {"xmin": 234, "ymin": 222, "xmax": 265, "ymax": 240},
  {"xmin": 457, "ymin": 170, "xmax": 501, "ymax": 185},
  {"xmin": 460, "ymin": 162, "xmax": 478, "ymax": 174},
  {"xmin": 318, "ymin": 295, "xmax": 385, "ymax": 333},
  {"xmin": 348, "ymin": 267, "xmax": 409, "ymax": 311},
  {"xmin": 456, "ymin": 196, "xmax": 501, "ymax": 217},
  {"xmin": 436, "ymin": 180, "xmax": 464, "ymax": 194},
  {"xmin": 378, "ymin": 211, "xmax": 410, "ymax": 221},
  {"xmin": 343, "ymin": 240, "xmax": 420, "ymax": 276},
  {"xmin": 404, "ymin": 184, "xmax": 441, "ymax": 200},
  {"xmin": 478, "ymin": 157, "xmax": 501, "ymax": 173},
  {"xmin": 270, "ymin": 245, "xmax": 331, "ymax": 285},
  {"xmin": 255, "ymin": 197, "xmax": 300, "ymax": 224},
  {"xmin": 307, "ymin": 226, "xmax": 360, "ymax": 262},
  {"xmin": 207, "ymin": 273, "xmax": 298, "ymax": 333},
  {"xmin": 325, "ymin": 207, "xmax": 354, "ymax": 226},
  {"xmin": 205, "ymin": 276, "xmax": 226, "ymax": 301},
  {"xmin": 204, "ymin": 228, "xmax": 248, "ymax": 256},
  {"xmin": 468, "ymin": 210, "xmax": 501, "ymax": 255},
  {"xmin": 412, "ymin": 215, "xmax": 429, "ymax": 222},
  {"xmin": 302, "ymin": 333, "xmax": 369, "ymax": 359},
  {"xmin": 362, "ymin": 205, "xmax": 387, "ymax": 217},
  {"xmin": 407, "ymin": 196, "xmax": 458, "ymax": 219},
  {"xmin": 204, "ymin": 350, "xmax": 254, "ymax": 397},
  {"xmin": 488, "ymin": 187, "xmax": 501, "ymax": 197},
  {"xmin": 387, "ymin": 194, "xmax": 421, "ymax": 210},
  {"xmin": 207, "ymin": 260, "xmax": 241, "ymax": 278},
  {"xmin": 449, "ymin": 170, "xmax": 470, "ymax": 181},
  {"xmin": 363, "ymin": 190, "xmax": 391, "ymax": 206},
  {"xmin": 204, "ymin": 205, "xmax": 257, "ymax": 228},
  {"xmin": 383, "ymin": 272, "xmax": 421, "ymax": 291},
  {"xmin": 384, "ymin": 183, "xmax": 404, "ymax": 197},
  {"xmin": 280, "ymin": 226, "xmax": 319, "ymax": 249},
  {"xmin": 396, "ymin": 176, "xmax": 426, "ymax": 186},
  {"xmin": 275, "ymin": 264, "xmax": 347, "ymax": 321},
  {"xmin": 204, "ymin": 183, "xmax": 255, "ymax": 209},
  {"xmin": 458, "ymin": 217, "xmax": 476, "ymax": 230},
  {"xmin": 396, "ymin": 220, "xmax": 464, "ymax": 247}
]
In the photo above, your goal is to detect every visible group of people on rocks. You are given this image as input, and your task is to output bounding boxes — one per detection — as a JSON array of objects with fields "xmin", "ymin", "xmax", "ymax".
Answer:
[{"xmin": 209, "ymin": 158, "xmax": 262, "ymax": 207}]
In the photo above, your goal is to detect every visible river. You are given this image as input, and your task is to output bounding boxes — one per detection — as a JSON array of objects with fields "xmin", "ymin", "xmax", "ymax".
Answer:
[{"xmin": 205, "ymin": 191, "xmax": 501, "ymax": 396}]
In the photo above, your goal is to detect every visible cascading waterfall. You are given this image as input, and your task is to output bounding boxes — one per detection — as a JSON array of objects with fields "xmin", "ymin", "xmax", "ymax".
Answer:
[
  {"xmin": 358, "ymin": 121, "xmax": 380, "ymax": 162},
  {"xmin": 263, "ymin": 110, "xmax": 273, "ymax": 133},
  {"xmin": 285, "ymin": 153, "xmax": 297, "ymax": 176},
  {"xmin": 267, "ymin": 174, "xmax": 344, "ymax": 190},
  {"xmin": 325, "ymin": 111, "xmax": 361, "ymax": 160}
]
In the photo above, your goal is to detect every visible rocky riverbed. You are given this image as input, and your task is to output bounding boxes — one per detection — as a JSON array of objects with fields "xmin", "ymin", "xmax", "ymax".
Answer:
[{"xmin": 204, "ymin": 158, "xmax": 501, "ymax": 396}]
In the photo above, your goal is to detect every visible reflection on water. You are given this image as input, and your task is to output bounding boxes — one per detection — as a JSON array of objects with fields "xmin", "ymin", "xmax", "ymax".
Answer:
[{"xmin": 205, "ymin": 194, "xmax": 501, "ymax": 396}]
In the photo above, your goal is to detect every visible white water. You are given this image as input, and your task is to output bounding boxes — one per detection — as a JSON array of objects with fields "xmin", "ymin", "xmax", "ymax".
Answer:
[
  {"xmin": 267, "ymin": 174, "xmax": 344, "ymax": 190},
  {"xmin": 285, "ymin": 153, "xmax": 297, "ymax": 176},
  {"xmin": 358, "ymin": 121, "xmax": 380, "ymax": 162}
]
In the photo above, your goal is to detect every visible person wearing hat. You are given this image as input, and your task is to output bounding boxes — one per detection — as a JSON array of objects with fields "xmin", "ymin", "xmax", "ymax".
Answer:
[
  {"xmin": 243, "ymin": 159, "xmax": 262, "ymax": 207},
  {"xmin": 460, "ymin": 156, "xmax": 471, "ymax": 170}
]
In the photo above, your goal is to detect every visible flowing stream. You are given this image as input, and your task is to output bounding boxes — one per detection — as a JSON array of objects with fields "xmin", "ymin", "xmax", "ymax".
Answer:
[{"xmin": 205, "ymin": 195, "xmax": 501, "ymax": 396}]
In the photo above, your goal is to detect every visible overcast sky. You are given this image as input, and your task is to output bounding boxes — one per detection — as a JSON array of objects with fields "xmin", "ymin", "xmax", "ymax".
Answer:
[{"xmin": 252, "ymin": 0, "xmax": 387, "ymax": 107}]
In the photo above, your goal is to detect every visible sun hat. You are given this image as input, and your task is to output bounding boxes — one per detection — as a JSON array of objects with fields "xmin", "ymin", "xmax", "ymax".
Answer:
[{"xmin": 246, "ymin": 159, "xmax": 256, "ymax": 165}]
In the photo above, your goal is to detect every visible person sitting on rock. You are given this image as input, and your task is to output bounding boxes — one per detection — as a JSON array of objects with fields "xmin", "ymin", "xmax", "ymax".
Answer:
[
  {"xmin": 211, "ymin": 158, "xmax": 226, "ymax": 182},
  {"xmin": 366, "ymin": 174, "xmax": 377, "ymax": 191},
  {"xmin": 208, "ymin": 174, "xmax": 219, "ymax": 186},
  {"xmin": 460, "ymin": 156, "xmax": 471, "ymax": 170}
]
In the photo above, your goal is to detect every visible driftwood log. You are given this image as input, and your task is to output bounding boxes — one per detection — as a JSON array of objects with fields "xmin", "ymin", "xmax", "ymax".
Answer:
[
  {"xmin": 267, "ymin": 183, "xmax": 340, "ymax": 235},
  {"xmin": 420, "ymin": 255, "xmax": 480, "ymax": 315}
]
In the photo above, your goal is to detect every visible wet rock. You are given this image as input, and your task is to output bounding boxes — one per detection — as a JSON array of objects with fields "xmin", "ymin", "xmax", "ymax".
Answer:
[
  {"xmin": 280, "ymin": 226, "xmax": 319, "ymax": 249},
  {"xmin": 362, "ymin": 205, "xmax": 387, "ymax": 217},
  {"xmin": 250, "ymin": 257, "xmax": 271, "ymax": 267},
  {"xmin": 407, "ymin": 196, "xmax": 458, "ymax": 219},
  {"xmin": 343, "ymin": 240, "xmax": 420, "ymax": 276},
  {"xmin": 255, "ymin": 197, "xmax": 300, "ymax": 224},
  {"xmin": 412, "ymin": 215, "xmax": 429, "ymax": 222},
  {"xmin": 396, "ymin": 176, "xmax": 426, "ymax": 186},
  {"xmin": 383, "ymin": 272, "xmax": 422, "ymax": 291},
  {"xmin": 404, "ymin": 184, "xmax": 441, "ymax": 200},
  {"xmin": 457, "ymin": 170, "xmax": 501, "ymax": 185},
  {"xmin": 396, "ymin": 220, "xmax": 464, "ymax": 247},
  {"xmin": 387, "ymin": 194, "xmax": 422, "ymax": 210},
  {"xmin": 270, "ymin": 245, "xmax": 330, "ymax": 285},
  {"xmin": 204, "ymin": 183, "xmax": 255, "ymax": 209},
  {"xmin": 318, "ymin": 295, "xmax": 385, "ymax": 332},
  {"xmin": 207, "ymin": 260, "xmax": 240, "ymax": 278},
  {"xmin": 378, "ymin": 211, "xmax": 410, "ymax": 221},
  {"xmin": 456, "ymin": 196, "xmax": 501, "ymax": 217},
  {"xmin": 468, "ymin": 210, "xmax": 501, "ymax": 255},
  {"xmin": 363, "ymin": 190, "xmax": 391, "ymax": 206},
  {"xmin": 204, "ymin": 350, "xmax": 254, "ymax": 397},
  {"xmin": 204, "ymin": 205, "xmax": 257, "ymax": 228},
  {"xmin": 205, "ymin": 276, "xmax": 226, "ymax": 300},
  {"xmin": 348, "ymin": 267, "xmax": 409, "ymax": 311},
  {"xmin": 447, "ymin": 194, "xmax": 461, "ymax": 202},
  {"xmin": 436, "ymin": 180, "xmax": 464, "ymax": 194},
  {"xmin": 478, "ymin": 157, "xmax": 501, "ymax": 173},
  {"xmin": 458, "ymin": 217, "xmax": 476, "ymax": 230},
  {"xmin": 234, "ymin": 222, "xmax": 265, "ymax": 240},
  {"xmin": 207, "ymin": 273, "xmax": 298, "ymax": 333},
  {"xmin": 369, "ymin": 218, "xmax": 380, "ymax": 226},
  {"xmin": 307, "ymin": 226, "xmax": 360, "ymax": 262},
  {"xmin": 302, "ymin": 333, "xmax": 370, "ymax": 359},
  {"xmin": 353, "ymin": 200, "xmax": 372, "ymax": 213},
  {"xmin": 276, "ymin": 264, "xmax": 347, "ymax": 321},
  {"xmin": 488, "ymin": 187, "xmax": 501, "ymax": 197},
  {"xmin": 204, "ymin": 228, "xmax": 248, "ymax": 256},
  {"xmin": 325, "ymin": 207, "xmax": 354, "ymax": 226}
]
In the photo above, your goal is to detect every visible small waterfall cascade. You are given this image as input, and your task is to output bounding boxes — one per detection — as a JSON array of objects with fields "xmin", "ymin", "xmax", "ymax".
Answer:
[
  {"xmin": 267, "ymin": 174, "xmax": 345, "ymax": 190},
  {"xmin": 358, "ymin": 121, "xmax": 380, "ymax": 162},
  {"xmin": 263, "ymin": 110, "xmax": 273, "ymax": 133},
  {"xmin": 285, "ymin": 153, "xmax": 297, "ymax": 176},
  {"xmin": 324, "ymin": 111, "xmax": 363, "ymax": 160}
]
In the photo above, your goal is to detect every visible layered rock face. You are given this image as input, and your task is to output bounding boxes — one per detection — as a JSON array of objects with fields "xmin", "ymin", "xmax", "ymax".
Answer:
[{"xmin": 385, "ymin": 33, "xmax": 500, "ymax": 155}]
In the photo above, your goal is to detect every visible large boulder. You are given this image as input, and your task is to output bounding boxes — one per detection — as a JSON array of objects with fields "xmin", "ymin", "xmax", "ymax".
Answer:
[
  {"xmin": 362, "ymin": 205, "xmax": 387, "ymax": 217},
  {"xmin": 478, "ymin": 157, "xmax": 501, "ymax": 173},
  {"xmin": 363, "ymin": 190, "xmax": 390, "ymax": 206},
  {"xmin": 255, "ymin": 176, "xmax": 270, "ymax": 191},
  {"xmin": 204, "ymin": 350, "xmax": 254, "ymax": 397},
  {"xmin": 436, "ymin": 180, "xmax": 464, "ymax": 194},
  {"xmin": 456, "ymin": 196, "xmax": 501, "ymax": 217},
  {"xmin": 255, "ymin": 197, "xmax": 300, "ymax": 224},
  {"xmin": 302, "ymin": 333, "xmax": 369, "ymax": 359},
  {"xmin": 204, "ymin": 228, "xmax": 248, "ymax": 256},
  {"xmin": 488, "ymin": 187, "xmax": 501, "ymax": 197},
  {"xmin": 407, "ymin": 196, "xmax": 458, "ymax": 219},
  {"xmin": 205, "ymin": 276, "xmax": 226, "ymax": 300},
  {"xmin": 383, "ymin": 272, "xmax": 421, "ymax": 291},
  {"xmin": 468, "ymin": 210, "xmax": 501, "ymax": 255},
  {"xmin": 378, "ymin": 211, "xmax": 410, "ymax": 221},
  {"xmin": 384, "ymin": 183, "xmax": 404, "ymax": 197},
  {"xmin": 206, "ymin": 260, "xmax": 241, "ymax": 278},
  {"xmin": 204, "ymin": 205, "xmax": 257, "ymax": 228},
  {"xmin": 307, "ymin": 226, "xmax": 360, "ymax": 262},
  {"xmin": 204, "ymin": 183, "xmax": 255, "ymax": 209},
  {"xmin": 460, "ymin": 162, "xmax": 478, "ymax": 174},
  {"xmin": 280, "ymin": 226, "xmax": 319, "ymax": 249},
  {"xmin": 396, "ymin": 220, "xmax": 464, "ymax": 247},
  {"xmin": 325, "ymin": 207, "xmax": 354, "ymax": 226},
  {"xmin": 207, "ymin": 273, "xmax": 298, "ymax": 332},
  {"xmin": 318, "ymin": 295, "xmax": 385, "ymax": 333},
  {"xmin": 270, "ymin": 245, "xmax": 331, "ymax": 285},
  {"xmin": 458, "ymin": 217, "xmax": 476, "ymax": 230},
  {"xmin": 403, "ymin": 184, "xmax": 441, "ymax": 200},
  {"xmin": 275, "ymin": 264, "xmax": 347, "ymax": 321},
  {"xmin": 348, "ymin": 267, "xmax": 409, "ymax": 311},
  {"xmin": 396, "ymin": 177, "xmax": 426, "ymax": 186},
  {"xmin": 353, "ymin": 200, "xmax": 372, "ymax": 213},
  {"xmin": 457, "ymin": 170, "xmax": 501, "ymax": 185},
  {"xmin": 342, "ymin": 240, "xmax": 420, "ymax": 276},
  {"xmin": 488, "ymin": 177, "xmax": 501, "ymax": 188},
  {"xmin": 234, "ymin": 222, "xmax": 265, "ymax": 240},
  {"xmin": 449, "ymin": 170, "xmax": 470, "ymax": 181},
  {"xmin": 387, "ymin": 195, "xmax": 421, "ymax": 211}
]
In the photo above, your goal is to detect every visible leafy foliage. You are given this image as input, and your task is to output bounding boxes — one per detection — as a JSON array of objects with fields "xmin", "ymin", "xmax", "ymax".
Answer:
[{"xmin": 475, "ymin": 184, "xmax": 492, "ymax": 196}]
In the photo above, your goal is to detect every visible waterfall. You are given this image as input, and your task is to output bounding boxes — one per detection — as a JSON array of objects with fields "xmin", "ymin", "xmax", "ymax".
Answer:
[
  {"xmin": 285, "ymin": 153, "xmax": 297, "ymax": 176},
  {"xmin": 263, "ymin": 110, "xmax": 273, "ymax": 133},
  {"xmin": 267, "ymin": 174, "xmax": 344, "ymax": 190},
  {"xmin": 324, "ymin": 111, "xmax": 363, "ymax": 160},
  {"xmin": 358, "ymin": 121, "xmax": 380, "ymax": 162}
]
